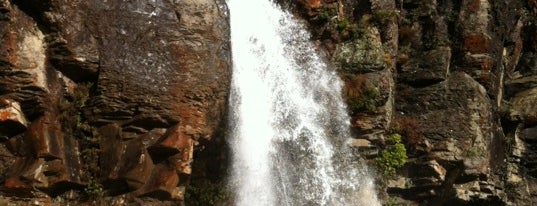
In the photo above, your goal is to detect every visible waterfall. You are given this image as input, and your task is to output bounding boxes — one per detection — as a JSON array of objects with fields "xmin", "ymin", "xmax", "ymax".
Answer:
[{"xmin": 227, "ymin": 0, "xmax": 380, "ymax": 205}]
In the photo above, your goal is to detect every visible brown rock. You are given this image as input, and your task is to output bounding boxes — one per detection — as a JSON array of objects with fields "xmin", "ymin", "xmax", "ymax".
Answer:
[
  {"xmin": 5, "ymin": 158, "xmax": 47, "ymax": 190},
  {"xmin": 399, "ymin": 47, "xmax": 451, "ymax": 85},
  {"xmin": 0, "ymin": 0, "xmax": 49, "ymax": 120},
  {"xmin": 133, "ymin": 163, "xmax": 180, "ymax": 200},
  {"xmin": 0, "ymin": 0, "xmax": 230, "ymax": 203},
  {"xmin": 148, "ymin": 124, "xmax": 194, "ymax": 165},
  {"xmin": 0, "ymin": 99, "xmax": 28, "ymax": 137},
  {"xmin": 100, "ymin": 125, "xmax": 163, "ymax": 192},
  {"xmin": 99, "ymin": 123, "xmax": 124, "ymax": 181},
  {"xmin": 464, "ymin": 33, "xmax": 491, "ymax": 54},
  {"xmin": 24, "ymin": 114, "xmax": 63, "ymax": 160},
  {"xmin": 116, "ymin": 138, "xmax": 155, "ymax": 191}
]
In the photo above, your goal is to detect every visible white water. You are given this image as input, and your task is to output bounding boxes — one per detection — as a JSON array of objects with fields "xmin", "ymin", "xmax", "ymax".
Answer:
[{"xmin": 227, "ymin": 0, "xmax": 380, "ymax": 205}]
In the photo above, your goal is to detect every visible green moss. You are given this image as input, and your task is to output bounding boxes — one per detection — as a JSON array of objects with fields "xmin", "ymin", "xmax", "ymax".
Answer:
[
  {"xmin": 466, "ymin": 145, "xmax": 484, "ymax": 158},
  {"xmin": 336, "ymin": 18, "xmax": 365, "ymax": 41},
  {"xmin": 371, "ymin": 9, "xmax": 399, "ymax": 26},
  {"xmin": 317, "ymin": 8, "xmax": 338, "ymax": 23},
  {"xmin": 336, "ymin": 18, "xmax": 351, "ymax": 31},
  {"xmin": 349, "ymin": 88, "xmax": 379, "ymax": 114},
  {"xmin": 376, "ymin": 134, "xmax": 408, "ymax": 177}
]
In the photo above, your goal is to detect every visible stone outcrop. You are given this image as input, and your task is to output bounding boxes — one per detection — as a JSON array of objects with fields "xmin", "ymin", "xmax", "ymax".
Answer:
[{"xmin": 0, "ymin": 0, "xmax": 230, "ymax": 204}]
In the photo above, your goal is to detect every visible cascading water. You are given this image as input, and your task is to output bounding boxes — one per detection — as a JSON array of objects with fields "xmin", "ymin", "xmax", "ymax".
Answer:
[{"xmin": 227, "ymin": 0, "xmax": 380, "ymax": 205}]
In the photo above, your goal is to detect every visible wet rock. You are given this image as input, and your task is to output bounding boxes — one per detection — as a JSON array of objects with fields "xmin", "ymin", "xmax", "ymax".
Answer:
[
  {"xmin": 504, "ymin": 75, "xmax": 537, "ymax": 99},
  {"xmin": 349, "ymin": 139, "xmax": 372, "ymax": 148},
  {"xmin": 387, "ymin": 177, "xmax": 411, "ymax": 190},
  {"xmin": 453, "ymin": 181, "xmax": 481, "ymax": 202},
  {"xmin": 7, "ymin": 113, "xmax": 83, "ymax": 193},
  {"xmin": 124, "ymin": 114, "xmax": 169, "ymax": 131}
]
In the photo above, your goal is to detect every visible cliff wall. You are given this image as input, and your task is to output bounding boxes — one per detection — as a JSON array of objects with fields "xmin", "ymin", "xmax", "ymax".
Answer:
[
  {"xmin": 286, "ymin": 0, "xmax": 537, "ymax": 205},
  {"xmin": 1, "ymin": 0, "xmax": 537, "ymax": 205}
]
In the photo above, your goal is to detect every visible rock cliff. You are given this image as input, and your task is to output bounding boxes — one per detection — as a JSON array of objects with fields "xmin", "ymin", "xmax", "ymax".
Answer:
[
  {"xmin": 284, "ymin": 0, "xmax": 537, "ymax": 205},
  {"xmin": 0, "ymin": 0, "xmax": 537, "ymax": 205},
  {"xmin": 0, "ymin": 0, "xmax": 230, "ymax": 204}
]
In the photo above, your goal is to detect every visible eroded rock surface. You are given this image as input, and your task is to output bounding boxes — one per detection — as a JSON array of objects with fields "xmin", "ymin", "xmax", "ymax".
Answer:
[
  {"xmin": 2, "ymin": 0, "xmax": 537, "ymax": 205},
  {"xmin": 283, "ymin": 0, "xmax": 537, "ymax": 205},
  {"xmin": 0, "ymin": 0, "xmax": 230, "ymax": 204}
]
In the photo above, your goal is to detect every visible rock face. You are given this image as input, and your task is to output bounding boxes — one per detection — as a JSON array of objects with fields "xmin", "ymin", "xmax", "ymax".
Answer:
[
  {"xmin": 0, "ymin": 0, "xmax": 230, "ymax": 204},
  {"xmin": 283, "ymin": 0, "xmax": 537, "ymax": 205},
  {"xmin": 2, "ymin": 0, "xmax": 537, "ymax": 205}
]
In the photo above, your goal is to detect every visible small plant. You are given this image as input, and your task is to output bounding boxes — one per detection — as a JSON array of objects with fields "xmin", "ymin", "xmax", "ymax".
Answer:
[
  {"xmin": 385, "ymin": 196, "xmax": 399, "ymax": 206},
  {"xmin": 84, "ymin": 177, "xmax": 104, "ymax": 199},
  {"xmin": 376, "ymin": 134, "xmax": 408, "ymax": 177}
]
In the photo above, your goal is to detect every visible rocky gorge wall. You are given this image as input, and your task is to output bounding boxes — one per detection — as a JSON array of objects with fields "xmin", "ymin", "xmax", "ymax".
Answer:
[
  {"xmin": 0, "ymin": 0, "xmax": 230, "ymax": 204},
  {"xmin": 284, "ymin": 0, "xmax": 537, "ymax": 205},
  {"xmin": 0, "ymin": 0, "xmax": 537, "ymax": 205}
]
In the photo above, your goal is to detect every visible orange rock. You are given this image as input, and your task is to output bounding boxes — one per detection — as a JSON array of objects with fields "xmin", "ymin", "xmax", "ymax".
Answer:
[
  {"xmin": 307, "ymin": 0, "xmax": 321, "ymax": 9},
  {"xmin": 464, "ymin": 33, "xmax": 491, "ymax": 54},
  {"xmin": 4, "ymin": 176, "xmax": 29, "ymax": 189},
  {"xmin": 148, "ymin": 124, "xmax": 194, "ymax": 163}
]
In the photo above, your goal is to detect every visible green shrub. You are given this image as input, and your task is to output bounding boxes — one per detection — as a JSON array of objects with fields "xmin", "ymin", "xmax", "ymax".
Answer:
[{"xmin": 376, "ymin": 134, "xmax": 408, "ymax": 177}]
